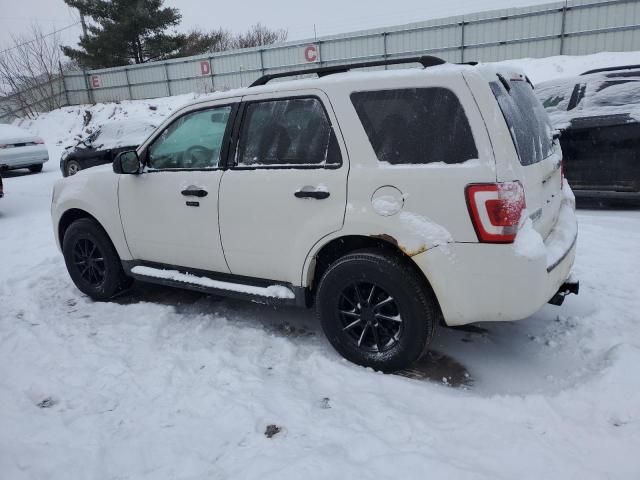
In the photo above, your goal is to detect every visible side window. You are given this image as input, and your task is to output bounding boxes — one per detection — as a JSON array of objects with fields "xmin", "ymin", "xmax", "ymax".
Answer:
[
  {"xmin": 148, "ymin": 106, "xmax": 231, "ymax": 169},
  {"xmin": 350, "ymin": 88, "xmax": 478, "ymax": 165},
  {"xmin": 236, "ymin": 97, "xmax": 341, "ymax": 167}
]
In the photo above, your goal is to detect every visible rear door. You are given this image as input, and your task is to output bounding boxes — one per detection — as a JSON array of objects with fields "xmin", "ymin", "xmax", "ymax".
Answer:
[
  {"xmin": 489, "ymin": 75, "xmax": 562, "ymax": 239},
  {"xmin": 218, "ymin": 90, "xmax": 348, "ymax": 285}
]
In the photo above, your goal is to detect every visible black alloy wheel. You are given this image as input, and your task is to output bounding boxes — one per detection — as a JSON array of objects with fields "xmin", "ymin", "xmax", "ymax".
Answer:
[
  {"xmin": 316, "ymin": 250, "xmax": 439, "ymax": 372},
  {"xmin": 338, "ymin": 282, "xmax": 403, "ymax": 353},
  {"xmin": 62, "ymin": 218, "xmax": 132, "ymax": 300},
  {"xmin": 72, "ymin": 237, "xmax": 106, "ymax": 287}
]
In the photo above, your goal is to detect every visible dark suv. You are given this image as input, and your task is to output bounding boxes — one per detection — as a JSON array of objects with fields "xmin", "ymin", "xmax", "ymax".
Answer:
[{"xmin": 536, "ymin": 65, "xmax": 640, "ymax": 204}]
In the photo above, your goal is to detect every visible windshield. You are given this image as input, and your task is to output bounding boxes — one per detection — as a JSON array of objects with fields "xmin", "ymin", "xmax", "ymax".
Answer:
[{"xmin": 490, "ymin": 77, "xmax": 554, "ymax": 166}]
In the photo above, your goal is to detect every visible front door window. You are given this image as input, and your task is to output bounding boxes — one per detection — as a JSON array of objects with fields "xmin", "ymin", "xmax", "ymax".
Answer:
[{"xmin": 148, "ymin": 106, "xmax": 232, "ymax": 169}]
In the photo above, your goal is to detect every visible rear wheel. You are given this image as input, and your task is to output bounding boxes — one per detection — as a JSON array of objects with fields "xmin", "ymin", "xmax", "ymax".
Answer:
[
  {"xmin": 28, "ymin": 164, "xmax": 43, "ymax": 173},
  {"xmin": 62, "ymin": 218, "xmax": 132, "ymax": 300},
  {"xmin": 316, "ymin": 250, "xmax": 438, "ymax": 372},
  {"xmin": 65, "ymin": 160, "xmax": 81, "ymax": 177}
]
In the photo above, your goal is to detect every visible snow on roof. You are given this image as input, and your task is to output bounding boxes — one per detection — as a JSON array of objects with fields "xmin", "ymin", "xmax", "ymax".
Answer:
[{"xmin": 535, "ymin": 68, "xmax": 640, "ymax": 129}]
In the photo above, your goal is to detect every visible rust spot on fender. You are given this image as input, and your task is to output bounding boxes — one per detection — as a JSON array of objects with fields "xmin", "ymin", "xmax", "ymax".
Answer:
[
  {"xmin": 370, "ymin": 234, "xmax": 398, "ymax": 247},
  {"xmin": 400, "ymin": 245, "xmax": 428, "ymax": 257},
  {"xmin": 370, "ymin": 234, "xmax": 426, "ymax": 257}
]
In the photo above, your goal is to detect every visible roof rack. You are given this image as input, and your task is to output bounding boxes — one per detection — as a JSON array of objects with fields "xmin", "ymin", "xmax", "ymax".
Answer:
[
  {"xmin": 249, "ymin": 55, "xmax": 447, "ymax": 87},
  {"xmin": 581, "ymin": 64, "xmax": 640, "ymax": 76}
]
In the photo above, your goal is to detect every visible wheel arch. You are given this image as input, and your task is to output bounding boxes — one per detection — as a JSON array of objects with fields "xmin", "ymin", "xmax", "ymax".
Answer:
[
  {"xmin": 58, "ymin": 208, "xmax": 111, "ymax": 250},
  {"xmin": 304, "ymin": 234, "xmax": 441, "ymax": 309}
]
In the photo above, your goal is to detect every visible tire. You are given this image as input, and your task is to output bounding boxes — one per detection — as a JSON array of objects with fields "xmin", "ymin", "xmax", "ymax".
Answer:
[
  {"xmin": 28, "ymin": 164, "xmax": 43, "ymax": 173},
  {"xmin": 316, "ymin": 250, "xmax": 439, "ymax": 372},
  {"xmin": 65, "ymin": 160, "xmax": 81, "ymax": 177},
  {"xmin": 62, "ymin": 218, "xmax": 132, "ymax": 301}
]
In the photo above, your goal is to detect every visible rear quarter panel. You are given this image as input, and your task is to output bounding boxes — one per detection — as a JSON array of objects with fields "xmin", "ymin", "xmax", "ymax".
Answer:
[{"xmin": 302, "ymin": 71, "xmax": 497, "ymax": 284}]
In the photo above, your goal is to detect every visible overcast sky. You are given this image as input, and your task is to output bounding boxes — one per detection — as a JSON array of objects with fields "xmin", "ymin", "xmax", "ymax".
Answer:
[{"xmin": 0, "ymin": 0, "xmax": 554, "ymax": 51}]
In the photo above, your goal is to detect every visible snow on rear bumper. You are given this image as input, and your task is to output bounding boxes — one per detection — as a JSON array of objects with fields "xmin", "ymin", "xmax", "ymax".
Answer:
[{"xmin": 412, "ymin": 200, "xmax": 577, "ymax": 326}]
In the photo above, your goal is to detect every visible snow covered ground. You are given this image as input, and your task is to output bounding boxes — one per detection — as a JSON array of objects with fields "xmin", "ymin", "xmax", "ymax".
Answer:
[{"xmin": 1, "ymin": 52, "xmax": 640, "ymax": 479}]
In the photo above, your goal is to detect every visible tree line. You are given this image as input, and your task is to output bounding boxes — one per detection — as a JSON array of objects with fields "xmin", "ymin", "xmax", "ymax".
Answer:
[{"xmin": 63, "ymin": 0, "xmax": 287, "ymax": 69}]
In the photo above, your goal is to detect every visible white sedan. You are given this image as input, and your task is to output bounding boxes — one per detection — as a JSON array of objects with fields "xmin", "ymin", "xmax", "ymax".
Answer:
[{"xmin": 0, "ymin": 124, "xmax": 48, "ymax": 173}]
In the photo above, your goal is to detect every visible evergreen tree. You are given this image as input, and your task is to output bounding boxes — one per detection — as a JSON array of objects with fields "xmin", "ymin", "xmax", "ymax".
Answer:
[{"xmin": 62, "ymin": 0, "xmax": 186, "ymax": 68}]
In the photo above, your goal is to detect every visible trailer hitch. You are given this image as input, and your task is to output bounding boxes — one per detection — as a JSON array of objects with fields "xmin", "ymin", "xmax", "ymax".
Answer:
[{"xmin": 548, "ymin": 281, "xmax": 580, "ymax": 306}]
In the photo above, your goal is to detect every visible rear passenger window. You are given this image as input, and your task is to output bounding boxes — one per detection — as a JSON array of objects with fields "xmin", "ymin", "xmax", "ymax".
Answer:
[
  {"xmin": 350, "ymin": 88, "xmax": 477, "ymax": 165},
  {"xmin": 236, "ymin": 97, "xmax": 341, "ymax": 167}
]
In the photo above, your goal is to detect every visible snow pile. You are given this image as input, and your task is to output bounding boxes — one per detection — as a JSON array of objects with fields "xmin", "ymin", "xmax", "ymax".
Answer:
[
  {"xmin": 398, "ymin": 211, "xmax": 453, "ymax": 253},
  {"xmin": 514, "ymin": 217, "xmax": 546, "ymax": 260},
  {"xmin": 515, "ymin": 183, "xmax": 578, "ymax": 267},
  {"xmin": 371, "ymin": 195, "xmax": 403, "ymax": 216}
]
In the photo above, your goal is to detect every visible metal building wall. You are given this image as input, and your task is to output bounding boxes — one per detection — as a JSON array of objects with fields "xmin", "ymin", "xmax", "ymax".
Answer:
[{"xmin": 2, "ymin": 0, "xmax": 639, "ymax": 120}]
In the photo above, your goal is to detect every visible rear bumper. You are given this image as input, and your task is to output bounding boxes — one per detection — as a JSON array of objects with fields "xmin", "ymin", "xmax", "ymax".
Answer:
[
  {"xmin": 0, "ymin": 146, "xmax": 49, "ymax": 169},
  {"xmin": 413, "ymin": 200, "xmax": 578, "ymax": 326}
]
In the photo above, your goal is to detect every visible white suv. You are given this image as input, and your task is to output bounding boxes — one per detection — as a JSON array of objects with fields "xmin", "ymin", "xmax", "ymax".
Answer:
[{"xmin": 51, "ymin": 56, "xmax": 578, "ymax": 372}]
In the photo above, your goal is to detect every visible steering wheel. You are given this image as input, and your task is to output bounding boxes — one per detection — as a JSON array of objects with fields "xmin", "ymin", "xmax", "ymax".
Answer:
[{"xmin": 185, "ymin": 145, "xmax": 213, "ymax": 168}]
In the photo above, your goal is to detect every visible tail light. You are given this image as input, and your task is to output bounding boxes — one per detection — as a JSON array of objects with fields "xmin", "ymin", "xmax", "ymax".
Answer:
[
  {"xmin": 34, "ymin": 138, "xmax": 45, "ymax": 144},
  {"xmin": 0, "ymin": 144, "xmax": 7, "ymax": 149},
  {"xmin": 465, "ymin": 181, "xmax": 526, "ymax": 243}
]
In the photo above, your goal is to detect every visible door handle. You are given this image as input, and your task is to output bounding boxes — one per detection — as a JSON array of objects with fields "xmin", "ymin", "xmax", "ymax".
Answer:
[
  {"xmin": 294, "ymin": 188, "xmax": 330, "ymax": 200},
  {"xmin": 181, "ymin": 187, "xmax": 208, "ymax": 197}
]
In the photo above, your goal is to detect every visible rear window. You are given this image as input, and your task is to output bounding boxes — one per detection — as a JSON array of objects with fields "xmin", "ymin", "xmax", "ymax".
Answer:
[
  {"xmin": 350, "ymin": 88, "xmax": 477, "ymax": 165},
  {"xmin": 490, "ymin": 78, "xmax": 554, "ymax": 166}
]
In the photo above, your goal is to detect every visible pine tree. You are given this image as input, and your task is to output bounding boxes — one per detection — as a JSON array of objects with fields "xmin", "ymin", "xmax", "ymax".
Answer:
[{"xmin": 62, "ymin": 0, "xmax": 186, "ymax": 68}]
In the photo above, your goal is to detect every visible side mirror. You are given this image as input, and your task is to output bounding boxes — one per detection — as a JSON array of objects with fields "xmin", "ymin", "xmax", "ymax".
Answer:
[{"xmin": 113, "ymin": 150, "xmax": 141, "ymax": 174}]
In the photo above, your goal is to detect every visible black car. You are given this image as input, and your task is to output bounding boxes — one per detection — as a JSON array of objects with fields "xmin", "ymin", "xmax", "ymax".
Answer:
[
  {"xmin": 60, "ymin": 120, "xmax": 156, "ymax": 177},
  {"xmin": 536, "ymin": 65, "xmax": 640, "ymax": 204}
]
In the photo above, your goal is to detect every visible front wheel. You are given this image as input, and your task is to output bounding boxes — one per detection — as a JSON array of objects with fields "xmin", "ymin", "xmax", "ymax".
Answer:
[
  {"xmin": 62, "ymin": 218, "xmax": 132, "ymax": 300},
  {"xmin": 65, "ymin": 160, "xmax": 81, "ymax": 176},
  {"xmin": 316, "ymin": 250, "xmax": 439, "ymax": 372}
]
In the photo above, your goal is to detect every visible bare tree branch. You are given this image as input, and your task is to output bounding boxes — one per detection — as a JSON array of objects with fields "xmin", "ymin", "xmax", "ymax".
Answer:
[{"xmin": 0, "ymin": 24, "xmax": 67, "ymax": 119}]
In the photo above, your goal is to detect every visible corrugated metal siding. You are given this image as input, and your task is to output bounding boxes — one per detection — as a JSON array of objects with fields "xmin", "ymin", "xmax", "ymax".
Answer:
[{"xmin": 2, "ymin": 0, "xmax": 640, "ymax": 120}]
